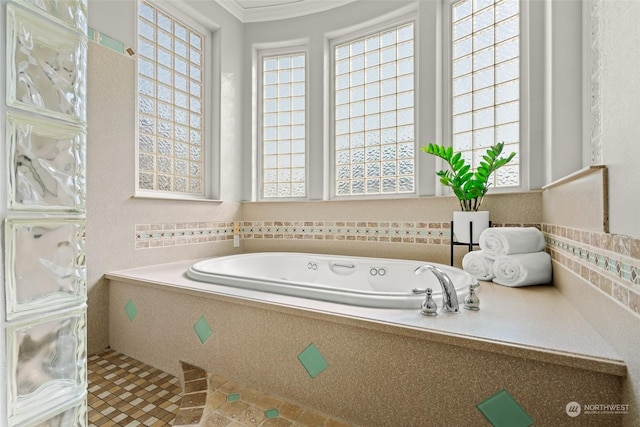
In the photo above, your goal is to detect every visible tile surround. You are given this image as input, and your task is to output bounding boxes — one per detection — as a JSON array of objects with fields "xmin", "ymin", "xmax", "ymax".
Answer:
[
  {"xmin": 241, "ymin": 221, "xmax": 540, "ymax": 243},
  {"xmin": 241, "ymin": 220, "xmax": 452, "ymax": 244},
  {"xmin": 543, "ymin": 223, "xmax": 640, "ymax": 319},
  {"xmin": 134, "ymin": 216, "xmax": 640, "ymax": 321},
  {"xmin": 133, "ymin": 217, "xmax": 640, "ymax": 323},
  {"xmin": 135, "ymin": 220, "xmax": 539, "ymax": 249},
  {"xmin": 135, "ymin": 222, "xmax": 234, "ymax": 249}
]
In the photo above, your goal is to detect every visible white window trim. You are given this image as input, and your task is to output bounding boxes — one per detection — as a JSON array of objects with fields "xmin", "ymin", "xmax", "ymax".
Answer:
[
  {"xmin": 327, "ymin": 11, "xmax": 420, "ymax": 200},
  {"xmin": 134, "ymin": 0, "xmax": 220, "ymax": 200},
  {"xmin": 441, "ymin": 0, "xmax": 530, "ymax": 195},
  {"xmin": 253, "ymin": 41, "xmax": 310, "ymax": 201}
]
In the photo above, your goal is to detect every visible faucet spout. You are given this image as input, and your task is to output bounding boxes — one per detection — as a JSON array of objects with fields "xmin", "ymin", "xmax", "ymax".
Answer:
[{"xmin": 414, "ymin": 264, "xmax": 460, "ymax": 313}]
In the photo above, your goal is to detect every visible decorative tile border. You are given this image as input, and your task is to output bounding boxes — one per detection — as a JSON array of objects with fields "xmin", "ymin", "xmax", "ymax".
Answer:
[
  {"xmin": 136, "ymin": 220, "xmax": 538, "ymax": 250},
  {"xmin": 240, "ymin": 220, "xmax": 452, "ymax": 244},
  {"xmin": 88, "ymin": 27, "xmax": 130, "ymax": 55},
  {"xmin": 543, "ymin": 224, "xmax": 640, "ymax": 318},
  {"xmin": 135, "ymin": 222, "xmax": 234, "ymax": 249}
]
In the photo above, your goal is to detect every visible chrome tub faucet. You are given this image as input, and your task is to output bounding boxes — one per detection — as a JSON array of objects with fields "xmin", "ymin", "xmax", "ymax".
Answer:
[{"xmin": 413, "ymin": 264, "xmax": 460, "ymax": 314}]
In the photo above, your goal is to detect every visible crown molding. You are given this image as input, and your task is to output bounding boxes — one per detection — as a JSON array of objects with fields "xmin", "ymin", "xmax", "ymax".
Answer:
[{"xmin": 215, "ymin": 0, "xmax": 359, "ymax": 23}]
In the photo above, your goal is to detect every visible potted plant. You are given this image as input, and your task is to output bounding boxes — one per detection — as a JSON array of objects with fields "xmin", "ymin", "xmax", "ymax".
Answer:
[{"xmin": 421, "ymin": 142, "xmax": 516, "ymax": 243}]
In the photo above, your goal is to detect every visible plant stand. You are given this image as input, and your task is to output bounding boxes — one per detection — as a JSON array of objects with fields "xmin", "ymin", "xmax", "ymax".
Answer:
[{"xmin": 450, "ymin": 220, "xmax": 491, "ymax": 266}]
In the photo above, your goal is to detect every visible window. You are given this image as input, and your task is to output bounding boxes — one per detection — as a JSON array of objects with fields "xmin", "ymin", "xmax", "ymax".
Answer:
[
  {"xmin": 137, "ymin": 1, "xmax": 206, "ymax": 196},
  {"xmin": 333, "ymin": 22, "xmax": 416, "ymax": 197},
  {"xmin": 260, "ymin": 51, "xmax": 307, "ymax": 199},
  {"xmin": 450, "ymin": 0, "xmax": 520, "ymax": 187}
]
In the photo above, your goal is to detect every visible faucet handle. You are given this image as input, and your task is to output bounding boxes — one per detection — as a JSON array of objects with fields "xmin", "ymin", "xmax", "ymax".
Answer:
[
  {"xmin": 413, "ymin": 288, "xmax": 438, "ymax": 316},
  {"xmin": 463, "ymin": 282, "xmax": 480, "ymax": 311}
]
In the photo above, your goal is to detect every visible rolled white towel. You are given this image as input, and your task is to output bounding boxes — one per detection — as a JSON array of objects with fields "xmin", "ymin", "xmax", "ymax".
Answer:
[
  {"xmin": 479, "ymin": 227, "xmax": 546, "ymax": 258},
  {"xmin": 492, "ymin": 252, "xmax": 552, "ymax": 287},
  {"xmin": 462, "ymin": 250, "xmax": 495, "ymax": 281}
]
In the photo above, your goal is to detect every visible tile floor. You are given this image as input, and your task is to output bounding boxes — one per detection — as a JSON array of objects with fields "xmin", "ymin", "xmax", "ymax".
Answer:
[
  {"xmin": 88, "ymin": 349, "xmax": 182, "ymax": 426},
  {"xmin": 175, "ymin": 362, "xmax": 353, "ymax": 427},
  {"xmin": 88, "ymin": 349, "xmax": 354, "ymax": 427}
]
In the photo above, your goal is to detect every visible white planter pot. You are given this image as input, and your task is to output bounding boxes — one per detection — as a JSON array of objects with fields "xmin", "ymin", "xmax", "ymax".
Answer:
[{"xmin": 452, "ymin": 211, "xmax": 490, "ymax": 244}]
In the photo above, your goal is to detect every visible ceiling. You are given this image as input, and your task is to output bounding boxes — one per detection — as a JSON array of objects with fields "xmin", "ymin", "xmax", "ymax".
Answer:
[
  {"xmin": 235, "ymin": 0, "xmax": 305, "ymax": 8},
  {"xmin": 214, "ymin": 0, "xmax": 359, "ymax": 22}
]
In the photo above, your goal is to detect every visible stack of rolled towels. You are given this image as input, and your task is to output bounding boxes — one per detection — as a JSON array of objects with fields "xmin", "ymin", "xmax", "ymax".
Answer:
[{"xmin": 462, "ymin": 227, "xmax": 552, "ymax": 287}]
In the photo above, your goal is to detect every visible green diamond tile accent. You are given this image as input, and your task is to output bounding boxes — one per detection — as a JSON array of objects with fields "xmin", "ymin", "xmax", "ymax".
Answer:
[
  {"xmin": 124, "ymin": 299, "xmax": 138, "ymax": 321},
  {"xmin": 477, "ymin": 389, "xmax": 534, "ymax": 427},
  {"xmin": 297, "ymin": 343, "xmax": 328, "ymax": 379},
  {"xmin": 227, "ymin": 393, "xmax": 240, "ymax": 402},
  {"xmin": 193, "ymin": 316, "xmax": 213, "ymax": 344},
  {"xmin": 265, "ymin": 408, "xmax": 279, "ymax": 419}
]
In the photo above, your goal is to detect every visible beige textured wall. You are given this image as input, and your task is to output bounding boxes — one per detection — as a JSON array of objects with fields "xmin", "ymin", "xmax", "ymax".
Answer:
[
  {"xmin": 243, "ymin": 192, "xmax": 542, "ymax": 223},
  {"xmin": 598, "ymin": 1, "xmax": 640, "ymax": 238},
  {"xmin": 542, "ymin": 168, "xmax": 640, "ymax": 426},
  {"xmin": 242, "ymin": 191, "xmax": 542, "ymax": 265},
  {"xmin": 86, "ymin": 43, "xmax": 242, "ymax": 354},
  {"xmin": 542, "ymin": 167, "xmax": 608, "ymax": 232},
  {"xmin": 585, "ymin": 4, "xmax": 640, "ymax": 423}
]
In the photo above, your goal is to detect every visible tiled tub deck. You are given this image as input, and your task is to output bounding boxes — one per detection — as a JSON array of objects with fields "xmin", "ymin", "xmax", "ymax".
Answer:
[{"xmin": 106, "ymin": 259, "xmax": 627, "ymax": 426}]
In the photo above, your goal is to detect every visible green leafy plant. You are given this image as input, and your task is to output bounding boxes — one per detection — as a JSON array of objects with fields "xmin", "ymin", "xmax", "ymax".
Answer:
[{"xmin": 420, "ymin": 142, "xmax": 516, "ymax": 212}]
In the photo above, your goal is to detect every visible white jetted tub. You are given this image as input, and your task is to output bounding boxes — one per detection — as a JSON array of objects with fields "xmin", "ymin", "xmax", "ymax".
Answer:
[{"xmin": 186, "ymin": 252, "xmax": 475, "ymax": 309}]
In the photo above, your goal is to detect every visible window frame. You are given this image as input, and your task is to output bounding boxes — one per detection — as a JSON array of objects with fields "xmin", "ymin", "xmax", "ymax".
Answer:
[
  {"xmin": 442, "ymin": 0, "xmax": 530, "ymax": 195},
  {"xmin": 256, "ymin": 44, "xmax": 310, "ymax": 201},
  {"xmin": 135, "ymin": 0, "xmax": 217, "ymax": 200},
  {"xmin": 328, "ymin": 13, "xmax": 420, "ymax": 200}
]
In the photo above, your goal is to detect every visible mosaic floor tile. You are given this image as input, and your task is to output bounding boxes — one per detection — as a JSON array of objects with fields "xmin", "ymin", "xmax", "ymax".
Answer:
[
  {"xmin": 175, "ymin": 361, "xmax": 353, "ymax": 427},
  {"xmin": 88, "ymin": 349, "xmax": 181, "ymax": 426},
  {"xmin": 89, "ymin": 350, "xmax": 353, "ymax": 426},
  {"xmin": 195, "ymin": 372, "xmax": 353, "ymax": 427}
]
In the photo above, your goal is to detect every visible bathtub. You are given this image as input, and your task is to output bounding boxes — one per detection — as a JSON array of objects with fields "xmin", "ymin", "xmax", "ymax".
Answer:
[{"xmin": 186, "ymin": 252, "xmax": 475, "ymax": 309}]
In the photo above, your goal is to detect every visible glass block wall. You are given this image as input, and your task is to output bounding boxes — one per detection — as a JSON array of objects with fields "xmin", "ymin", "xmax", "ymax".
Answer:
[
  {"xmin": 333, "ymin": 22, "xmax": 416, "ymax": 196},
  {"xmin": 2, "ymin": 0, "xmax": 88, "ymax": 425},
  {"xmin": 137, "ymin": 1, "xmax": 205, "ymax": 195},
  {"xmin": 450, "ymin": 0, "xmax": 520, "ymax": 188},
  {"xmin": 261, "ymin": 52, "xmax": 307, "ymax": 198}
]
